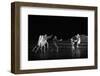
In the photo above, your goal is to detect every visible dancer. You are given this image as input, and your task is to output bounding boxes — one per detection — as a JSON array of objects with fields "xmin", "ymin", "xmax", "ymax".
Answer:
[{"xmin": 53, "ymin": 36, "xmax": 59, "ymax": 53}]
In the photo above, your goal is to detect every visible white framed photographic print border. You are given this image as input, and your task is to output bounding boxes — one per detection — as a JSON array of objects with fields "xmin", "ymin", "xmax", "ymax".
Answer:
[{"xmin": 11, "ymin": 2, "xmax": 97, "ymax": 74}]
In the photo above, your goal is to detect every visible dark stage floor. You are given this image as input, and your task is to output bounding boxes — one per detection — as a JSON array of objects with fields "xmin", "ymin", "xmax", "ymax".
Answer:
[{"xmin": 28, "ymin": 41, "xmax": 88, "ymax": 61}]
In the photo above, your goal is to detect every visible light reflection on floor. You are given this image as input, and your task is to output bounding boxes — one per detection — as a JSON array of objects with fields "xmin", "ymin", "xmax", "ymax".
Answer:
[{"xmin": 29, "ymin": 41, "xmax": 88, "ymax": 61}]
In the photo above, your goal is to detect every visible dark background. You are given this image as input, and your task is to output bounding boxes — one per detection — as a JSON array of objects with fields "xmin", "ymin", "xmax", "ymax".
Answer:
[
  {"xmin": 28, "ymin": 15, "xmax": 88, "ymax": 60},
  {"xmin": 28, "ymin": 15, "xmax": 88, "ymax": 42}
]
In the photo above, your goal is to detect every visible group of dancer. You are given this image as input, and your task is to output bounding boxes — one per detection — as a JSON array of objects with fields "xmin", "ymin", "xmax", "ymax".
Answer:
[{"xmin": 32, "ymin": 34, "xmax": 81, "ymax": 57}]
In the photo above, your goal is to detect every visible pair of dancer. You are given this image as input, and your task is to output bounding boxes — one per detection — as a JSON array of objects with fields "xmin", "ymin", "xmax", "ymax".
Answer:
[
  {"xmin": 32, "ymin": 34, "xmax": 52, "ymax": 54},
  {"xmin": 71, "ymin": 34, "xmax": 81, "ymax": 57}
]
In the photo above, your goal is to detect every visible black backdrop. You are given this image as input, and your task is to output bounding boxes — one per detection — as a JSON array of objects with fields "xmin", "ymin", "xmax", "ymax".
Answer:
[{"xmin": 28, "ymin": 15, "xmax": 88, "ymax": 42}]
